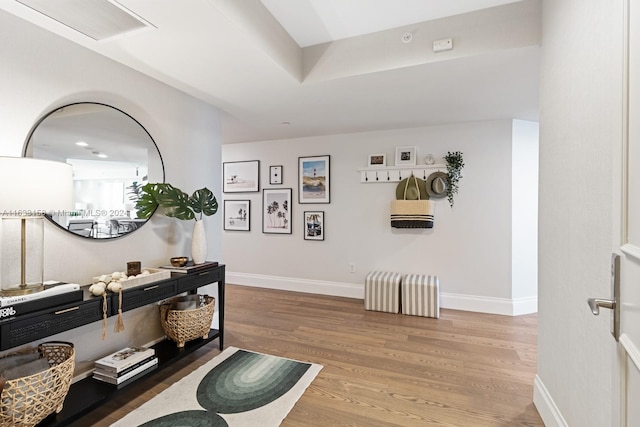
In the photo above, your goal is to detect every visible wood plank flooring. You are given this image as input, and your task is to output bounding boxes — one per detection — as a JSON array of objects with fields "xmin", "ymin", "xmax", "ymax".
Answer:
[{"xmin": 72, "ymin": 285, "xmax": 543, "ymax": 426}]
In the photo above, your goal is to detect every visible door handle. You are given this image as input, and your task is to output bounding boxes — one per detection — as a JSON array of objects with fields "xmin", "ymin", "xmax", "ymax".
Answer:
[
  {"xmin": 586, "ymin": 253, "xmax": 620, "ymax": 341},
  {"xmin": 587, "ymin": 298, "xmax": 615, "ymax": 315}
]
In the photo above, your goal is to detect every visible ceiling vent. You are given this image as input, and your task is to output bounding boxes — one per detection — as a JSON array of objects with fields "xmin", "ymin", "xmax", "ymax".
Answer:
[{"xmin": 16, "ymin": 0, "xmax": 154, "ymax": 41}]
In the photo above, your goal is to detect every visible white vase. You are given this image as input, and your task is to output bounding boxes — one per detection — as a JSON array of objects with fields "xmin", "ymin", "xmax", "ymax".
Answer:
[{"xmin": 191, "ymin": 219, "xmax": 207, "ymax": 265}]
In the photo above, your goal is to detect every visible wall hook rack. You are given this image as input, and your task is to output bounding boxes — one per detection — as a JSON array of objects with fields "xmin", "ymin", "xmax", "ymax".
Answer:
[{"xmin": 357, "ymin": 164, "xmax": 446, "ymax": 183}]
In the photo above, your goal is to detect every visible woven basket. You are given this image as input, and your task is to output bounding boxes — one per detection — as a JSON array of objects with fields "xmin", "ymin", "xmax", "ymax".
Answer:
[
  {"xmin": 160, "ymin": 295, "xmax": 215, "ymax": 348},
  {"xmin": 0, "ymin": 342, "xmax": 75, "ymax": 427}
]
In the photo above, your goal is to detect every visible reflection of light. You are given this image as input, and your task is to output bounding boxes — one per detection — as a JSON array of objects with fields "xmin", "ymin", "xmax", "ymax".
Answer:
[
  {"xmin": 76, "ymin": 141, "xmax": 88, "ymax": 146},
  {"xmin": 97, "ymin": 154, "xmax": 108, "ymax": 158}
]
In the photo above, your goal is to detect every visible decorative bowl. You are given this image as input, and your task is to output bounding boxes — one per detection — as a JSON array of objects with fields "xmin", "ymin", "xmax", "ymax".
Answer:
[{"xmin": 170, "ymin": 257, "xmax": 189, "ymax": 267}]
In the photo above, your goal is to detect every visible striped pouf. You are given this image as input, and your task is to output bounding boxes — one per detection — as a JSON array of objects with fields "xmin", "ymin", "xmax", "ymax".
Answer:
[
  {"xmin": 364, "ymin": 271, "xmax": 402, "ymax": 313},
  {"xmin": 401, "ymin": 274, "xmax": 440, "ymax": 318}
]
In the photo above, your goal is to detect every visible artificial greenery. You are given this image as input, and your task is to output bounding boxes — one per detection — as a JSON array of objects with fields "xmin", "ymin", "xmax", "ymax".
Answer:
[
  {"xmin": 444, "ymin": 151, "xmax": 464, "ymax": 208},
  {"xmin": 135, "ymin": 183, "xmax": 218, "ymax": 221}
]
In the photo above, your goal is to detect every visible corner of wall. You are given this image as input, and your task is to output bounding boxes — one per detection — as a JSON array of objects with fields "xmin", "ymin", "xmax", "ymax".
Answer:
[{"xmin": 533, "ymin": 375, "xmax": 569, "ymax": 427}]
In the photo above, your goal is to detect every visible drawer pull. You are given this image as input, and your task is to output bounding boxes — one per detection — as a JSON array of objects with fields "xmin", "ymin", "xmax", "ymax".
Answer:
[
  {"xmin": 144, "ymin": 285, "xmax": 159, "ymax": 291},
  {"xmin": 54, "ymin": 306, "xmax": 80, "ymax": 315},
  {"xmin": 198, "ymin": 271, "xmax": 210, "ymax": 276}
]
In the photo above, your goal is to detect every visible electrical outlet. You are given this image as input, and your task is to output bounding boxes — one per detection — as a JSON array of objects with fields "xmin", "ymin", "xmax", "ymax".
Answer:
[
  {"xmin": 433, "ymin": 38, "xmax": 453, "ymax": 52},
  {"xmin": 349, "ymin": 263, "xmax": 356, "ymax": 273}
]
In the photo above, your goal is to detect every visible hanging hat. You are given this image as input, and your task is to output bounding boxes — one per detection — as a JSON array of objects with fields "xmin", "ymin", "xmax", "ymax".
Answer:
[
  {"xmin": 395, "ymin": 176, "xmax": 429, "ymax": 200},
  {"xmin": 426, "ymin": 171, "xmax": 448, "ymax": 199}
]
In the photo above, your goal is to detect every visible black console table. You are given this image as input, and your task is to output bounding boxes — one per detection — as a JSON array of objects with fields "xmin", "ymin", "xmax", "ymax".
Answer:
[{"xmin": 0, "ymin": 263, "xmax": 226, "ymax": 427}]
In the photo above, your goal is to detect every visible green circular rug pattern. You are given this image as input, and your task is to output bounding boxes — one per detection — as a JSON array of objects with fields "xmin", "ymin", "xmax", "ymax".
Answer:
[{"xmin": 197, "ymin": 350, "xmax": 311, "ymax": 413}]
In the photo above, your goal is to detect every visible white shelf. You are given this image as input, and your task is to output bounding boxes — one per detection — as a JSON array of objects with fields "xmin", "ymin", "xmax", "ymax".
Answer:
[{"xmin": 357, "ymin": 164, "xmax": 446, "ymax": 183}]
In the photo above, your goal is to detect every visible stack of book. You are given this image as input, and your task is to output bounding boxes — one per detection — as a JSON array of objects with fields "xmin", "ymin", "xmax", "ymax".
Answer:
[{"xmin": 93, "ymin": 347, "xmax": 157, "ymax": 386}]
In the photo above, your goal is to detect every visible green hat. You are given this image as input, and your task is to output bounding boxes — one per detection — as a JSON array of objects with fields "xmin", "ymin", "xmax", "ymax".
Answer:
[{"xmin": 396, "ymin": 176, "xmax": 429, "ymax": 200}]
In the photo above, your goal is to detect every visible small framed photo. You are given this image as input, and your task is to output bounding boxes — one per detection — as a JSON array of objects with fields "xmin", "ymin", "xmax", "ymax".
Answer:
[
  {"xmin": 304, "ymin": 211, "xmax": 324, "ymax": 241},
  {"xmin": 223, "ymin": 200, "xmax": 250, "ymax": 231},
  {"xmin": 395, "ymin": 146, "xmax": 417, "ymax": 166},
  {"xmin": 269, "ymin": 165, "xmax": 283, "ymax": 185},
  {"xmin": 263, "ymin": 188, "xmax": 292, "ymax": 234},
  {"xmin": 223, "ymin": 160, "xmax": 260, "ymax": 193},
  {"xmin": 367, "ymin": 154, "xmax": 386, "ymax": 168},
  {"xmin": 299, "ymin": 155, "xmax": 330, "ymax": 204}
]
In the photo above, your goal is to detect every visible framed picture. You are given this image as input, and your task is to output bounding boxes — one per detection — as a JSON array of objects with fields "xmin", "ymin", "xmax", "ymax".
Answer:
[
  {"xmin": 299, "ymin": 155, "xmax": 330, "ymax": 204},
  {"xmin": 223, "ymin": 200, "xmax": 250, "ymax": 231},
  {"xmin": 263, "ymin": 188, "xmax": 292, "ymax": 234},
  {"xmin": 367, "ymin": 154, "xmax": 386, "ymax": 168},
  {"xmin": 394, "ymin": 146, "xmax": 417, "ymax": 166},
  {"xmin": 223, "ymin": 160, "xmax": 259, "ymax": 193},
  {"xmin": 269, "ymin": 165, "xmax": 283, "ymax": 185},
  {"xmin": 304, "ymin": 211, "xmax": 324, "ymax": 241}
]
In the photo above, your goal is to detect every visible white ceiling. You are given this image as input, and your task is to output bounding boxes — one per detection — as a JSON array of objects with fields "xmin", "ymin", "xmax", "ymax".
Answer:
[{"xmin": 1, "ymin": 0, "xmax": 539, "ymax": 144}]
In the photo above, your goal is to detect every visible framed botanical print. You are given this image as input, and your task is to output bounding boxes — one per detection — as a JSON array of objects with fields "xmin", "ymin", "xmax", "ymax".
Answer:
[
  {"xmin": 298, "ymin": 155, "xmax": 330, "ymax": 204},
  {"xmin": 223, "ymin": 200, "xmax": 250, "ymax": 231},
  {"xmin": 304, "ymin": 211, "xmax": 324, "ymax": 241},
  {"xmin": 262, "ymin": 188, "xmax": 292, "ymax": 234},
  {"xmin": 223, "ymin": 160, "xmax": 260, "ymax": 193}
]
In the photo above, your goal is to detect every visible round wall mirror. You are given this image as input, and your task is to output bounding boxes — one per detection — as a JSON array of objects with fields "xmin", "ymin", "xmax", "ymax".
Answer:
[{"xmin": 23, "ymin": 102, "xmax": 165, "ymax": 239}]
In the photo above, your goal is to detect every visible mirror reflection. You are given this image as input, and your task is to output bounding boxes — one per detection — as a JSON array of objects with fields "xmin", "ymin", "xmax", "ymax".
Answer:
[{"xmin": 23, "ymin": 102, "xmax": 164, "ymax": 239}]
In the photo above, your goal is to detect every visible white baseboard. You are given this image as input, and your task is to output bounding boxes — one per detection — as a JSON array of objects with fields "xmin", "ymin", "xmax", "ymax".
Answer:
[
  {"xmin": 226, "ymin": 272, "xmax": 538, "ymax": 316},
  {"xmin": 533, "ymin": 375, "xmax": 568, "ymax": 427}
]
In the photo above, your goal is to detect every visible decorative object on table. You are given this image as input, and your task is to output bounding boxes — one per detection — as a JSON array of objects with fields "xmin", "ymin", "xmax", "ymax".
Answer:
[
  {"xmin": 0, "ymin": 341, "xmax": 75, "ymax": 427},
  {"xmin": 160, "ymin": 294, "xmax": 215, "ymax": 348},
  {"xmin": 158, "ymin": 260, "xmax": 219, "ymax": 274},
  {"xmin": 223, "ymin": 200, "xmax": 250, "ymax": 231},
  {"xmin": 263, "ymin": 188, "xmax": 292, "ymax": 234},
  {"xmin": 126, "ymin": 261, "xmax": 141, "ymax": 277},
  {"xmin": 390, "ymin": 175, "xmax": 435, "ymax": 229},
  {"xmin": 367, "ymin": 153, "xmax": 386, "ymax": 168},
  {"xmin": 303, "ymin": 211, "xmax": 324, "ymax": 241},
  {"xmin": 0, "ymin": 157, "xmax": 72, "ymax": 296},
  {"xmin": 425, "ymin": 171, "xmax": 448, "ymax": 199},
  {"xmin": 223, "ymin": 160, "xmax": 260, "ymax": 193},
  {"xmin": 298, "ymin": 155, "xmax": 330, "ymax": 203},
  {"xmin": 136, "ymin": 183, "xmax": 219, "ymax": 264},
  {"xmin": 269, "ymin": 165, "xmax": 283, "ymax": 185},
  {"xmin": 170, "ymin": 256, "xmax": 189, "ymax": 267},
  {"xmin": 443, "ymin": 151, "xmax": 465, "ymax": 208},
  {"xmin": 110, "ymin": 346, "xmax": 322, "ymax": 427},
  {"xmin": 394, "ymin": 146, "xmax": 417, "ymax": 166}
]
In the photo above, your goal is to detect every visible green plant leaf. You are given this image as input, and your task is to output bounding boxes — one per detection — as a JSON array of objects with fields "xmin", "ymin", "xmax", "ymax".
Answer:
[
  {"xmin": 135, "ymin": 183, "xmax": 164, "ymax": 219},
  {"xmin": 162, "ymin": 186, "xmax": 195, "ymax": 221},
  {"xmin": 190, "ymin": 188, "xmax": 218, "ymax": 220}
]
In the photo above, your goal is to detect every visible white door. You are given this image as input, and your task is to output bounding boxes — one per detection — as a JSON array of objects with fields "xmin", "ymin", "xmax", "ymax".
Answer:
[
  {"xmin": 590, "ymin": 1, "xmax": 640, "ymax": 425},
  {"xmin": 619, "ymin": 0, "xmax": 640, "ymax": 424}
]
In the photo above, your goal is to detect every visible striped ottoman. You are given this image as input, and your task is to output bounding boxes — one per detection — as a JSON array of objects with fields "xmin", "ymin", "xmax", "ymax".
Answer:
[
  {"xmin": 401, "ymin": 274, "xmax": 440, "ymax": 318},
  {"xmin": 364, "ymin": 271, "xmax": 402, "ymax": 313}
]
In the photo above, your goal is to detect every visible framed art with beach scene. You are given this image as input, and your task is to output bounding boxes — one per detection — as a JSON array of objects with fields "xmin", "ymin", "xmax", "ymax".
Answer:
[
  {"xmin": 224, "ymin": 200, "xmax": 250, "ymax": 231},
  {"xmin": 263, "ymin": 188, "xmax": 292, "ymax": 234},
  {"xmin": 223, "ymin": 160, "xmax": 259, "ymax": 193},
  {"xmin": 304, "ymin": 211, "xmax": 324, "ymax": 241},
  {"xmin": 298, "ymin": 155, "xmax": 330, "ymax": 203}
]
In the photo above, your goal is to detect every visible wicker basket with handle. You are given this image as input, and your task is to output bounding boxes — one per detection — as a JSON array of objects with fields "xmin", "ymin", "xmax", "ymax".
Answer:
[
  {"xmin": 0, "ymin": 341, "xmax": 75, "ymax": 427},
  {"xmin": 160, "ymin": 295, "xmax": 215, "ymax": 348}
]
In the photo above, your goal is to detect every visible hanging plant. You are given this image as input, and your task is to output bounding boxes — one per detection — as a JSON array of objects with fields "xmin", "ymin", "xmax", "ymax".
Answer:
[{"xmin": 444, "ymin": 151, "xmax": 464, "ymax": 208}]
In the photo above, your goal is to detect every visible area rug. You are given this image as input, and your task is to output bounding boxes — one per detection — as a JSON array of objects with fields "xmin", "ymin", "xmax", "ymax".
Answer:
[{"xmin": 111, "ymin": 346, "xmax": 322, "ymax": 427}]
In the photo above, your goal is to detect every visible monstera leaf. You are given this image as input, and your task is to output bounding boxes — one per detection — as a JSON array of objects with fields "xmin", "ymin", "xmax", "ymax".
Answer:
[{"xmin": 136, "ymin": 183, "xmax": 218, "ymax": 221}]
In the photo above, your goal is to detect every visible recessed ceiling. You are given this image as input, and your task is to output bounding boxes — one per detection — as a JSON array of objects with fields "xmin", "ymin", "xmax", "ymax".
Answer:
[{"xmin": 1, "ymin": 0, "xmax": 539, "ymax": 144}]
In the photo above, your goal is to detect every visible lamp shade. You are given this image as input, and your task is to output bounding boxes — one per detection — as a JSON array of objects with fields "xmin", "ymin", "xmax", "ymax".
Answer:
[{"xmin": 0, "ymin": 157, "xmax": 73, "ymax": 213}]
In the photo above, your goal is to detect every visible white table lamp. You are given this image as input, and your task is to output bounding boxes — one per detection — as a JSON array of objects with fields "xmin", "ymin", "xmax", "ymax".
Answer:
[{"xmin": 0, "ymin": 157, "xmax": 73, "ymax": 296}]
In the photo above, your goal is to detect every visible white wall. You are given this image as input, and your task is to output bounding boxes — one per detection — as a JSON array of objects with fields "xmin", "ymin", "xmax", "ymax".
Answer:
[
  {"xmin": 0, "ymin": 11, "xmax": 222, "ymax": 376},
  {"xmin": 535, "ymin": 0, "xmax": 623, "ymax": 426},
  {"xmin": 512, "ymin": 120, "xmax": 539, "ymax": 301},
  {"xmin": 223, "ymin": 119, "xmax": 538, "ymax": 314}
]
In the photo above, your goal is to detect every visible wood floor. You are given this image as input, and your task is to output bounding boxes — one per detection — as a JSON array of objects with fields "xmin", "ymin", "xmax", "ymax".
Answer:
[{"xmin": 72, "ymin": 284, "xmax": 543, "ymax": 427}]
